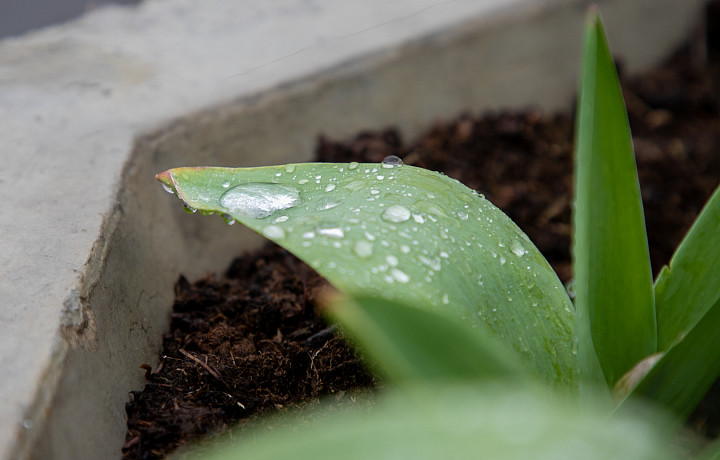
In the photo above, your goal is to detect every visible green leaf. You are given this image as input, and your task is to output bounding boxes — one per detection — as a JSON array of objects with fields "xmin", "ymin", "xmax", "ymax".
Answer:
[
  {"xmin": 573, "ymin": 9, "xmax": 656, "ymax": 387},
  {"xmin": 655, "ymin": 185, "xmax": 720, "ymax": 350},
  {"xmin": 157, "ymin": 162, "xmax": 577, "ymax": 390},
  {"xmin": 698, "ymin": 437, "xmax": 720, "ymax": 460},
  {"xmin": 327, "ymin": 294, "xmax": 526, "ymax": 383},
  {"xmin": 618, "ymin": 295, "xmax": 720, "ymax": 426},
  {"xmin": 191, "ymin": 383, "xmax": 678, "ymax": 460}
]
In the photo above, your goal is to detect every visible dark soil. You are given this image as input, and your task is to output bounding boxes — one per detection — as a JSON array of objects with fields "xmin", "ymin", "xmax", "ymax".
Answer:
[{"xmin": 124, "ymin": 3, "xmax": 720, "ymax": 458}]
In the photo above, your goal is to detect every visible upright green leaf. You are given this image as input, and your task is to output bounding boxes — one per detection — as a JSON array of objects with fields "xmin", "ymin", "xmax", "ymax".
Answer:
[
  {"xmin": 618, "ymin": 295, "xmax": 720, "ymax": 427},
  {"xmin": 655, "ymin": 185, "xmax": 720, "ymax": 350},
  {"xmin": 157, "ymin": 162, "xmax": 577, "ymax": 390},
  {"xmin": 573, "ymin": 9, "xmax": 656, "ymax": 387},
  {"xmin": 327, "ymin": 294, "xmax": 526, "ymax": 383}
]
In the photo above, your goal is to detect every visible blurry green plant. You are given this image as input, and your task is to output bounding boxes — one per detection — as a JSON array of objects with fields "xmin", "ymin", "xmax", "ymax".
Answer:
[{"xmin": 156, "ymin": 8, "xmax": 720, "ymax": 460}]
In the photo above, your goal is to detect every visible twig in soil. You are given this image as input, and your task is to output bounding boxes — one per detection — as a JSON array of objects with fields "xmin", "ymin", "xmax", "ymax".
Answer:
[
  {"xmin": 304, "ymin": 325, "xmax": 338, "ymax": 347},
  {"xmin": 179, "ymin": 348, "xmax": 222, "ymax": 380}
]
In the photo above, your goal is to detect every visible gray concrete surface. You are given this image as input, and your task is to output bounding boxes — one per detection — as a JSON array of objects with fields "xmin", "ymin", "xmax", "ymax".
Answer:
[{"xmin": 0, "ymin": 0, "xmax": 706, "ymax": 458}]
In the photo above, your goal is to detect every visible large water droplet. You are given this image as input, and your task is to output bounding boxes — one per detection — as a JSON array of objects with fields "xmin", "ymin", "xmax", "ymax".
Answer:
[
  {"xmin": 162, "ymin": 183, "xmax": 175, "ymax": 194},
  {"xmin": 348, "ymin": 162, "xmax": 359, "ymax": 170},
  {"xmin": 386, "ymin": 255, "xmax": 399, "ymax": 266},
  {"xmin": 220, "ymin": 183, "xmax": 300, "ymax": 219},
  {"xmin": 284, "ymin": 164, "xmax": 296, "ymax": 173},
  {"xmin": 381, "ymin": 155, "xmax": 403, "ymax": 168},
  {"xmin": 325, "ymin": 184, "xmax": 336, "ymax": 192},
  {"xmin": 381, "ymin": 204, "xmax": 411, "ymax": 223}
]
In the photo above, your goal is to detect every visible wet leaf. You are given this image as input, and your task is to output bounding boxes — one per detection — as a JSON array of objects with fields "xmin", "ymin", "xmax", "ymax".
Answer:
[{"xmin": 157, "ymin": 162, "xmax": 577, "ymax": 390}]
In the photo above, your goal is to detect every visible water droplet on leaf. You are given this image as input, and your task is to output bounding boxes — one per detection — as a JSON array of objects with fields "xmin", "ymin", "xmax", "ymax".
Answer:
[
  {"xmin": 381, "ymin": 155, "xmax": 403, "ymax": 168},
  {"xmin": 343, "ymin": 180, "xmax": 366, "ymax": 191},
  {"xmin": 418, "ymin": 255, "xmax": 441, "ymax": 271},
  {"xmin": 381, "ymin": 204, "xmax": 411, "ymax": 223},
  {"xmin": 220, "ymin": 182, "xmax": 300, "ymax": 219},
  {"xmin": 315, "ymin": 197, "xmax": 341, "ymax": 211},
  {"xmin": 353, "ymin": 240, "xmax": 373, "ymax": 258},
  {"xmin": 263, "ymin": 225, "xmax": 285, "ymax": 239},
  {"xmin": 391, "ymin": 268, "xmax": 410, "ymax": 283},
  {"xmin": 510, "ymin": 240, "xmax": 527, "ymax": 257},
  {"xmin": 318, "ymin": 227, "xmax": 344, "ymax": 238},
  {"xmin": 222, "ymin": 214, "xmax": 236, "ymax": 225}
]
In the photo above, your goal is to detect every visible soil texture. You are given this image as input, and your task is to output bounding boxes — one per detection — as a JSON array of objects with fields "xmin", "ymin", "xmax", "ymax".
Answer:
[{"xmin": 124, "ymin": 3, "xmax": 720, "ymax": 458}]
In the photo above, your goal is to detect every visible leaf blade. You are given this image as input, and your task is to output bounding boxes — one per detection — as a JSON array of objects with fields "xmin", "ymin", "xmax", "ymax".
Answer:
[
  {"xmin": 158, "ymin": 163, "xmax": 578, "ymax": 390},
  {"xmin": 194, "ymin": 383, "xmax": 678, "ymax": 460},
  {"xmin": 327, "ymin": 294, "xmax": 526, "ymax": 383},
  {"xmin": 655, "ymin": 185, "xmax": 720, "ymax": 350},
  {"xmin": 618, "ymin": 294, "xmax": 720, "ymax": 425},
  {"xmin": 573, "ymin": 10, "xmax": 656, "ymax": 387}
]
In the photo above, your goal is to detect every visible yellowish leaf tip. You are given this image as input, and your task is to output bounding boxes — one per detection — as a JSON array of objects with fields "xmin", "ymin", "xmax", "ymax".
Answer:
[{"xmin": 155, "ymin": 170, "xmax": 172, "ymax": 186}]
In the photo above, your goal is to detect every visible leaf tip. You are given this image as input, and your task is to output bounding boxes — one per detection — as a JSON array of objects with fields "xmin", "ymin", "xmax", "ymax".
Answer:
[
  {"xmin": 586, "ymin": 3, "xmax": 600, "ymax": 19},
  {"xmin": 155, "ymin": 170, "xmax": 173, "ymax": 186},
  {"xmin": 612, "ymin": 352, "xmax": 664, "ymax": 404}
]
